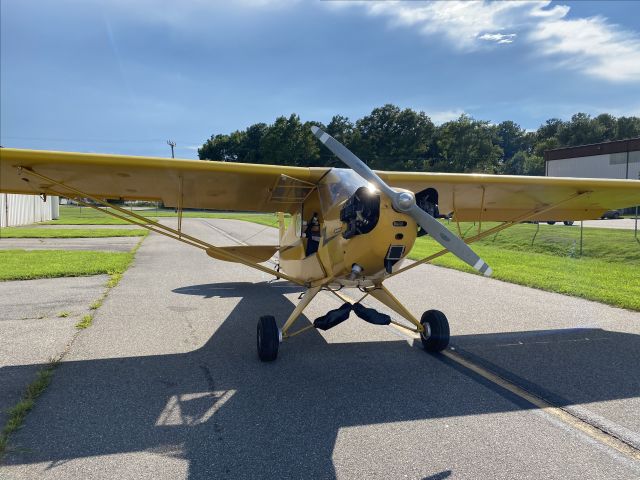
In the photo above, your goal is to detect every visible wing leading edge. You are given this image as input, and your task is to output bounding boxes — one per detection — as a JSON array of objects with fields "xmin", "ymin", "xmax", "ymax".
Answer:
[
  {"xmin": 379, "ymin": 171, "xmax": 640, "ymax": 222},
  {"xmin": 0, "ymin": 148, "xmax": 329, "ymax": 214}
]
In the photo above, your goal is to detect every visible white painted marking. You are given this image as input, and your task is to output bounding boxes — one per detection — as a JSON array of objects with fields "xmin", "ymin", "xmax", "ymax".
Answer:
[
  {"xmin": 473, "ymin": 259, "xmax": 484, "ymax": 270},
  {"xmin": 155, "ymin": 390, "xmax": 236, "ymax": 426},
  {"xmin": 319, "ymin": 132, "xmax": 330, "ymax": 143},
  {"xmin": 484, "ymin": 266, "xmax": 493, "ymax": 277}
]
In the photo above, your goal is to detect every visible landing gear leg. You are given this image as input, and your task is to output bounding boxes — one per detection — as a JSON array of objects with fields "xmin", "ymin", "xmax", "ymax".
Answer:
[
  {"xmin": 256, "ymin": 286, "xmax": 322, "ymax": 362},
  {"xmin": 367, "ymin": 284, "xmax": 450, "ymax": 354}
]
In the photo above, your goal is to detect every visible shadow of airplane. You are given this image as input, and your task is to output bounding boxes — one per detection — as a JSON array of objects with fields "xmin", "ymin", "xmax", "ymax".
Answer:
[{"xmin": 2, "ymin": 281, "xmax": 639, "ymax": 479}]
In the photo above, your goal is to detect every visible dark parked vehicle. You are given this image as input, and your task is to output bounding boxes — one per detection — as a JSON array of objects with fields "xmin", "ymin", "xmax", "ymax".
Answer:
[
  {"xmin": 600, "ymin": 210, "xmax": 621, "ymax": 219},
  {"xmin": 546, "ymin": 221, "xmax": 575, "ymax": 226}
]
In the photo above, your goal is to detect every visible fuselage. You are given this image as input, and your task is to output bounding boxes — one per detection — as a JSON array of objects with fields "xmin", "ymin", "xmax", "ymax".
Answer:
[{"xmin": 279, "ymin": 169, "xmax": 417, "ymax": 287}]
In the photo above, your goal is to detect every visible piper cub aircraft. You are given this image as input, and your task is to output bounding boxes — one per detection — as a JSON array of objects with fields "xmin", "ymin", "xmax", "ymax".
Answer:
[{"xmin": 1, "ymin": 128, "xmax": 639, "ymax": 361}]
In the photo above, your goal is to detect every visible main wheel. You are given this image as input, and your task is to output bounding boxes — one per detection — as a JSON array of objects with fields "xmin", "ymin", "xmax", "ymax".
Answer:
[
  {"xmin": 257, "ymin": 315, "xmax": 279, "ymax": 361},
  {"xmin": 420, "ymin": 310, "xmax": 450, "ymax": 353},
  {"xmin": 563, "ymin": 221, "xmax": 574, "ymax": 226},
  {"xmin": 547, "ymin": 221, "xmax": 556, "ymax": 225}
]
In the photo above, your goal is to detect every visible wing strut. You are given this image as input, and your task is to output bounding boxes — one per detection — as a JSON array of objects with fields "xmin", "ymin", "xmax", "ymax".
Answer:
[
  {"xmin": 388, "ymin": 190, "xmax": 590, "ymax": 279},
  {"xmin": 16, "ymin": 167, "xmax": 305, "ymax": 286}
]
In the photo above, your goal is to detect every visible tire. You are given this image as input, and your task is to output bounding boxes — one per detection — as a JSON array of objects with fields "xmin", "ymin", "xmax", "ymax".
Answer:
[
  {"xmin": 613, "ymin": 212, "xmax": 620, "ymax": 219},
  {"xmin": 547, "ymin": 221, "xmax": 556, "ymax": 225},
  {"xmin": 563, "ymin": 221, "xmax": 574, "ymax": 226},
  {"xmin": 420, "ymin": 310, "xmax": 450, "ymax": 353},
  {"xmin": 257, "ymin": 315, "xmax": 279, "ymax": 361}
]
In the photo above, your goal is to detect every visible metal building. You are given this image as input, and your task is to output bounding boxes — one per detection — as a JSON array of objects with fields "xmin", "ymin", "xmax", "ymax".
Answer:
[
  {"xmin": 0, "ymin": 194, "xmax": 59, "ymax": 227},
  {"xmin": 545, "ymin": 138, "xmax": 640, "ymax": 180}
]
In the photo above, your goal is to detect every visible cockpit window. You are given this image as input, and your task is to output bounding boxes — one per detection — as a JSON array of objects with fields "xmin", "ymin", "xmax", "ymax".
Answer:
[{"xmin": 318, "ymin": 168, "xmax": 368, "ymax": 215}]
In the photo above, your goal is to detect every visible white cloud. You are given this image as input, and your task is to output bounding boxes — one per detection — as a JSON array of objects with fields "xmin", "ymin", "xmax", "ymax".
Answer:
[
  {"xmin": 478, "ymin": 33, "xmax": 516, "ymax": 44},
  {"xmin": 340, "ymin": 1, "xmax": 640, "ymax": 83},
  {"xmin": 529, "ymin": 15, "xmax": 640, "ymax": 82},
  {"xmin": 425, "ymin": 109, "xmax": 466, "ymax": 124}
]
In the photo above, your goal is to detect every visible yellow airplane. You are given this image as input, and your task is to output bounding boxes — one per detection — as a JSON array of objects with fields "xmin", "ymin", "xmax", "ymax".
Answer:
[{"xmin": 1, "ymin": 127, "xmax": 639, "ymax": 361}]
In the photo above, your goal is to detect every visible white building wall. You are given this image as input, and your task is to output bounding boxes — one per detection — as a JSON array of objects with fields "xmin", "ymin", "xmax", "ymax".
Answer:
[
  {"xmin": 547, "ymin": 151, "xmax": 640, "ymax": 180},
  {"xmin": 0, "ymin": 194, "xmax": 59, "ymax": 227}
]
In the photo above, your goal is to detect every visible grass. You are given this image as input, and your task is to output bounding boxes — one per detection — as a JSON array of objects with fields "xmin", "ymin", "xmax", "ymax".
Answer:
[
  {"xmin": 57, "ymin": 311, "xmax": 70, "ymax": 318},
  {"xmin": 0, "ymin": 227, "xmax": 147, "ymax": 238},
  {"xmin": 46, "ymin": 205, "xmax": 286, "ymax": 227},
  {"xmin": 75, "ymin": 314, "xmax": 93, "ymax": 329},
  {"xmin": 0, "ymin": 362, "xmax": 57, "ymax": 459},
  {"xmin": 90, "ymin": 299, "xmax": 102, "ymax": 310},
  {"xmin": 0, "ymin": 250, "xmax": 135, "ymax": 281},
  {"xmin": 407, "ymin": 222, "xmax": 640, "ymax": 311}
]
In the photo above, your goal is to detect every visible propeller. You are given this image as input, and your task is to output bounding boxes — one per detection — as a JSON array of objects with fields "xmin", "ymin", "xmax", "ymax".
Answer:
[{"xmin": 311, "ymin": 126, "xmax": 492, "ymax": 277}]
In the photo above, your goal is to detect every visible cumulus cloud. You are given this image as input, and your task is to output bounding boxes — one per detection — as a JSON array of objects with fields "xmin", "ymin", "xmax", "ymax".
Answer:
[{"xmin": 342, "ymin": 0, "xmax": 640, "ymax": 83}]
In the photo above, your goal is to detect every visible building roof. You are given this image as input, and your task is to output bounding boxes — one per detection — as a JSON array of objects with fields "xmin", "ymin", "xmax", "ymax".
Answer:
[{"xmin": 544, "ymin": 137, "xmax": 640, "ymax": 162}]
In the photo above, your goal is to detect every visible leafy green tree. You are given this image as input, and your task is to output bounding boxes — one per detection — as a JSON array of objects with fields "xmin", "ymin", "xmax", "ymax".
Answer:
[
  {"xmin": 259, "ymin": 114, "xmax": 320, "ymax": 167},
  {"xmin": 617, "ymin": 116, "xmax": 640, "ymax": 139},
  {"xmin": 557, "ymin": 113, "xmax": 606, "ymax": 146},
  {"xmin": 353, "ymin": 104, "xmax": 435, "ymax": 170},
  {"xmin": 430, "ymin": 115, "xmax": 503, "ymax": 173},
  {"xmin": 198, "ymin": 106, "xmax": 639, "ymax": 177},
  {"xmin": 497, "ymin": 120, "xmax": 527, "ymax": 162}
]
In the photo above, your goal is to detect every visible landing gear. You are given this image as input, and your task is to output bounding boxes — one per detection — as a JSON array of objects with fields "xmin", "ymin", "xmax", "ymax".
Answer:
[
  {"xmin": 420, "ymin": 310, "xmax": 450, "ymax": 353},
  {"xmin": 257, "ymin": 315, "xmax": 279, "ymax": 362}
]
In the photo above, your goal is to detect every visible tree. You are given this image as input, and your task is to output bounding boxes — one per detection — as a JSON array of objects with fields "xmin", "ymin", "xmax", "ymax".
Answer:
[
  {"xmin": 430, "ymin": 115, "xmax": 503, "ymax": 173},
  {"xmin": 198, "ymin": 107, "xmax": 640, "ymax": 177},
  {"xmin": 617, "ymin": 116, "xmax": 640, "ymax": 139},
  {"xmin": 497, "ymin": 120, "xmax": 527, "ymax": 162},
  {"xmin": 353, "ymin": 104, "xmax": 435, "ymax": 170},
  {"xmin": 259, "ymin": 114, "xmax": 320, "ymax": 167},
  {"xmin": 557, "ymin": 113, "xmax": 606, "ymax": 146}
]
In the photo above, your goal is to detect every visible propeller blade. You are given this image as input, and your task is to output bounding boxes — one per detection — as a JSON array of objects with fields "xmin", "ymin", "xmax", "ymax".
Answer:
[
  {"xmin": 310, "ymin": 126, "xmax": 396, "ymax": 199},
  {"xmin": 311, "ymin": 126, "xmax": 492, "ymax": 277},
  {"xmin": 408, "ymin": 203, "xmax": 492, "ymax": 277}
]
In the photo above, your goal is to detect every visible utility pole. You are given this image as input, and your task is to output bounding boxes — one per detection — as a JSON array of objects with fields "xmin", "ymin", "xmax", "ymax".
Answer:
[{"xmin": 167, "ymin": 140, "xmax": 176, "ymax": 159}]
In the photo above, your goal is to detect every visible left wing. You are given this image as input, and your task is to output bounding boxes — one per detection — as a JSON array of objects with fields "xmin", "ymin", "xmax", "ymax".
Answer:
[
  {"xmin": 0, "ymin": 148, "xmax": 329, "ymax": 213},
  {"xmin": 379, "ymin": 171, "xmax": 640, "ymax": 222}
]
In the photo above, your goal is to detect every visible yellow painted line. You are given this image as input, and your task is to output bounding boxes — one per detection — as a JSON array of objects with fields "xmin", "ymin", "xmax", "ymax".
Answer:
[
  {"xmin": 442, "ymin": 349, "xmax": 640, "ymax": 461},
  {"xmin": 379, "ymin": 321, "xmax": 640, "ymax": 461}
]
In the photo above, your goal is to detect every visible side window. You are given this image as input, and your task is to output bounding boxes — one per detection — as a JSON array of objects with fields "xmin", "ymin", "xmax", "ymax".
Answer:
[{"xmin": 292, "ymin": 212, "xmax": 302, "ymax": 237}]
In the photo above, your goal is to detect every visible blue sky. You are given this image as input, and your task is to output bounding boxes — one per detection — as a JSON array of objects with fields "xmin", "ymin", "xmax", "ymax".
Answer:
[{"xmin": 2, "ymin": 0, "xmax": 639, "ymax": 158}]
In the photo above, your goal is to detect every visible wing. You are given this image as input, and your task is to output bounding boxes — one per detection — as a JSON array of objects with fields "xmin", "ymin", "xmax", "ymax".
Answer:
[
  {"xmin": 0, "ymin": 148, "xmax": 329, "ymax": 213},
  {"xmin": 378, "ymin": 171, "xmax": 640, "ymax": 221}
]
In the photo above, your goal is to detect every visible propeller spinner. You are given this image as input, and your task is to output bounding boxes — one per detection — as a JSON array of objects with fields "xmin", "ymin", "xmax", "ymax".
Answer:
[{"xmin": 311, "ymin": 126, "xmax": 492, "ymax": 277}]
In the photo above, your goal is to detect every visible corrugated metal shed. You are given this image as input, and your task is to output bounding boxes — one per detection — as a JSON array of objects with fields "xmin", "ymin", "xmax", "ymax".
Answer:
[
  {"xmin": 545, "ymin": 138, "xmax": 640, "ymax": 180},
  {"xmin": 0, "ymin": 194, "xmax": 59, "ymax": 227}
]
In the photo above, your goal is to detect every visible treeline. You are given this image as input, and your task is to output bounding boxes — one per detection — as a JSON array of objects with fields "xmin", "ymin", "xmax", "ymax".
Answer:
[{"xmin": 198, "ymin": 105, "xmax": 640, "ymax": 175}]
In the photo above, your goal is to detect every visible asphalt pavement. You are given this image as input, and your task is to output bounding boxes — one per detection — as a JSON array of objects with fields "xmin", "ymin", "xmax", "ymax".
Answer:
[
  {"xmin": 1, "ymin": 218, "xmax": 639, "ymax": 479},
  {"xmin": 0, "ymin": 237, "xmax": 140, "ymax": 251}
]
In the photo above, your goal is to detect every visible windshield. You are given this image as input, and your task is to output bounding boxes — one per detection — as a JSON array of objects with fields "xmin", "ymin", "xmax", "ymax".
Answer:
[{"xmin": 318, "ymin": 168, "xmax": 368, "ymax": 215}]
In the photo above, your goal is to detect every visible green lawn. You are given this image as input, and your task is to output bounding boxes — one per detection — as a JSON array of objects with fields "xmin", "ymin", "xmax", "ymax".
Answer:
[
  {"xmin": 45, "ymin": 205, "xmax": 285, "ymax": 227},
  {"xmin": 0, "ymin": 227, "xmax": 147, "ymax": 238},
  {"xmin": 0, "ymin": 249, "xmax": 136, "ymax": 281},
  {"xmin": 409, "ymin": 233, "xmax": 640, "ymax": 311}
]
